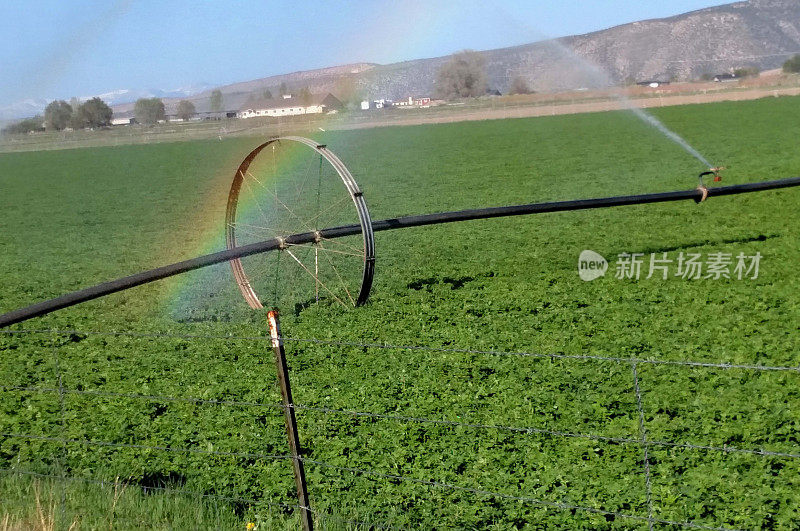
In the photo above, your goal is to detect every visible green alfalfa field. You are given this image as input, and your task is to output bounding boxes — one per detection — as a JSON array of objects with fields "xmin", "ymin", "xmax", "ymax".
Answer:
[{"xmin": 1, "ymin": 96, "xmax": 800, "ymax": 529}]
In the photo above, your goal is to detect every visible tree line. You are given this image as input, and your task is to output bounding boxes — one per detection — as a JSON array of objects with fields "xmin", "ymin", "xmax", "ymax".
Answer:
[
  {"xmin": 2, "ymin": 96, "xmax": 203, "ymax": 135},
  {"xmin": 2, "ymin": 97, "xmax": 118, "ymax": 134},
  {"xmin": 8, "ymin": 51, "xmax": 797, "ymax": 136},
  {"xmin": 2, "ymin": 51, "xmax": 505, "ymax": 136},
  {"xmin": 39, "ymin": 97, "xmax": 115, "ymax": 132}
]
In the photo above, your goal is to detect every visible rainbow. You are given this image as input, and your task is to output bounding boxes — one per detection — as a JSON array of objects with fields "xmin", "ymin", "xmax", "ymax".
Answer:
[{"xmin": 163, "ymin": 136, "xmax": 323, "ymax": 318}]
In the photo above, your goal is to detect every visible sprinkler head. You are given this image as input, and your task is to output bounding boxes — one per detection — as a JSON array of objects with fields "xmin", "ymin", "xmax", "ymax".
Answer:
[{"xmin": 698, "ymin": 166, "xmax": 725, "ymax": 185}]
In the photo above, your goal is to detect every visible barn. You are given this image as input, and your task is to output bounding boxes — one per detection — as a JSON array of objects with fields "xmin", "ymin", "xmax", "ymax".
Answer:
[{"xmin": 238, "ymin": 93, "xmax": 343, "ymax": 119}]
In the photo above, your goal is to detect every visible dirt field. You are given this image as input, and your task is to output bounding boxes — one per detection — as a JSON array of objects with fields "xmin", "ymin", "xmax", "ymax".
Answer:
[{"xmin": 330, "ymin": 85, "xmax": 800, "ymax": 131}]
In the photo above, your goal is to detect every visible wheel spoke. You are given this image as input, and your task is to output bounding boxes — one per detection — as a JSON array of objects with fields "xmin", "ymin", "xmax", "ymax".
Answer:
[
  {"xmin": 294, "ymin": 149, "xmax": 320, "ymax": 200},
  {"xmin": 286, "ymin": 242, "xmax": 363, "ymax": 258},
  {"xmin": 317, "ymin": 241, "xmax": 356, "ymax": 306},
  {"xmin": 319, "ymin": 235, "xmax": 365, "ymax": 254},
  {"xmin": 228, "ymin": 221, "xmax": 289, "ymax": 237},
  {"xmin": 263, "ymin": 180, "xmax": 317, "ymax": 233},
  {"xmin": 306, "ymin": 194, "xmax": 352, "ymax": 227},
  {"xmin": 284, "ymin": 248, "xmax": 347, "ymax": 306},
  {"xmin": 241, "ymin": 175, "xmax": 276, "ymax": 230},
  {"xmin": 227, "ymin": 137, "xmax": 373, "ymax": 310}
]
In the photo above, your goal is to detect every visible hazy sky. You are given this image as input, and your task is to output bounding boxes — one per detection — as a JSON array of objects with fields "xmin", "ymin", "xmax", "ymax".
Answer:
[{"xmin": 0, "ymin": 0, "xmax": 730, "ymax": 106}]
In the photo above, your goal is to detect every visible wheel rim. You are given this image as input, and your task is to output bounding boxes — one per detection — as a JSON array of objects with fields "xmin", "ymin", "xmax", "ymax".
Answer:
[{"xmin": 226, "ymin": 136, "xmax": 374, "ymax": 310}]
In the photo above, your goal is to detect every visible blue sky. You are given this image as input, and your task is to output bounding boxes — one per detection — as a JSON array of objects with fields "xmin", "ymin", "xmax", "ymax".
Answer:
[{"xmin": 0, "ymin": 0, "xmax": 729, "ymax": 108}]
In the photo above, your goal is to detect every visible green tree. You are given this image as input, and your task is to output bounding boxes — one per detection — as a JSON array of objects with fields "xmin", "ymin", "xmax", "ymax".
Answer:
[
  {"xmin": 435, "ymin": 50, "xmax": 487, "ymax": 99},
  {"xmin": 508, "ymin": 76, "xmax": 533, "ymax": 95},
  {"xmin": 279, "ymin": 82, "xmax": 288, "ymax": 96},
  {"xmin": 733, "ymin": 66, "xmax": 759, "ymax": 78},
  {"xmin": 72, "ymin": 97, "xmax": 113, "ymax": 128},
  {"xmin": 1, "ymin": 116, "xmax": 44, "ymax": 135},
  {"xmin": 783, "ymin": 54, "xmax": 800, "ymax": 73},
  {"xmin": 262, "ymin": 89, "xmax": 273, "ymax": 99},
  {"xmin": 134, "ymin": 97, "xmax": 166, "ymax": 125},
  {"xmin": 176, "ymin": 100, "xmax": 196, "ymax": 121},
  {"xmin": 44, "ymin": 100, "xmax": 73, "ymax": 130},
  {"xmin": 210, "ymin": 89, "xmax": 223, "ymax": 112}
]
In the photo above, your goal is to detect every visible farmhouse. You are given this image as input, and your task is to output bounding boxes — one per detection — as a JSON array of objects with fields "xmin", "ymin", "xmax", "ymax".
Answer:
[{"xmin": 238, "ymin": 93, "xmax": 343, "ymax": 119}]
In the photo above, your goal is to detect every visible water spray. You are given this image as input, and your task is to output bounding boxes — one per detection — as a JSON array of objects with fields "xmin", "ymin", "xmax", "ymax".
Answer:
[{"xmin": 515, "ymin": 34, "xmax": 717, "ymax": 174}]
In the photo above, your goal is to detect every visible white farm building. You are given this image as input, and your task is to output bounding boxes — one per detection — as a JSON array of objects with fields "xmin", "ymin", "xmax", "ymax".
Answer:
[{"xmin": 238, "ymin": 93, "xmax": 343, "ymax": 119}]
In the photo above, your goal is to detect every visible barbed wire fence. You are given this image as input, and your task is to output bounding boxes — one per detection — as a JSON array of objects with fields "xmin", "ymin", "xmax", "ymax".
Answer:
[{"xmin": 2, "ymin": 326, "xmax": 799, "ymax": 529}]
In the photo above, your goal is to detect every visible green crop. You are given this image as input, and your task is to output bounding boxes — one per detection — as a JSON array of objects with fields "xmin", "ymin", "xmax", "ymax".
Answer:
[{"xmin": 1, "ymin": 96, "xmax": 800, "ymax": 528}]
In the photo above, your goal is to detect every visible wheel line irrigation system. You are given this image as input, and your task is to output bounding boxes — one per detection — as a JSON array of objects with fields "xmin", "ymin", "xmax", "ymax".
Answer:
[{"xmin": 1, "ymin": 174, "xmax": 800, "ymax": 328}]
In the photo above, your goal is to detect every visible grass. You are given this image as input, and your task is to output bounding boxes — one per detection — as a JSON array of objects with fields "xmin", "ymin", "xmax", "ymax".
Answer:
[
  {"xmin": 1, "ymin": 95, "xmax": 800, "ymax": 528},
  {"xmin": 0, "ymin": 473, "xmax": 243, "ymax": 530},
  {"xmin": 0, "ymin": 473, "xmax": 376, "ymax": 530}
]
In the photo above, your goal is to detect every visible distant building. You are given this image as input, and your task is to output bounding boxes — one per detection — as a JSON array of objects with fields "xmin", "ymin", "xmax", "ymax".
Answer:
[
  {"xmin": 392, "ymin": 96, "xmax": 432, "ymax": 108},
  {"xmin": 714, "ymin": 73, "xmax": 737, "ymax": 82},
  {"xmin": 361, "ymin": 100, "xmax": 371, "ymax": 110},
  {"xmin": 111, "ymin": 113, "xmax": 135, "ymax": 126},
  {"xmin": 239, "ymin": 93, "xmax": 343, "ymax": 118},
  {"xmin": 636, "ymin": 80, "xmax": 671, "ymax": 88}
]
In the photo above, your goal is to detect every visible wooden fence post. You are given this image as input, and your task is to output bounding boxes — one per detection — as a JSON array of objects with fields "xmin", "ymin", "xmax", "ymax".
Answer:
[{"xmin": 268, "ymin": 310, "xmax": 313, "ymax": 531}]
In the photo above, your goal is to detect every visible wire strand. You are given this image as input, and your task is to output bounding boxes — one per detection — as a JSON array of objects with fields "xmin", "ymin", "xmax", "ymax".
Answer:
[
  {"xmin": 3, "ymin": 327, "xmax": 798, "ymax": 373},
  {"xmin": 302, "ymin": 458, "xmax": 736, "ymax": 531},
  {"xmin": 4, "ymin": 385, "xmax": 799, "ymax": 459},
  {"xmin": 0, "ymin": 385, "xmax": 284, "ymax": 410},
  {"xmin": 1, "ymin": 433, "xmax": 291, "ymax": 462}
]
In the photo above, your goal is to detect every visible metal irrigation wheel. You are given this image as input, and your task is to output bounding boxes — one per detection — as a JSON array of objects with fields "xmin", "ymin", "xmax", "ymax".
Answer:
[{"xmin": 226, "ymin": 136, "xmax": 375, "ymax": 310}]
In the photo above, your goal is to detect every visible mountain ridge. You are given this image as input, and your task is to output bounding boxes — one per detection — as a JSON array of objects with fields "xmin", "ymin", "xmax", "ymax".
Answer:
[
  {"xmin": 183, "ymin": 0, "xmax": 800, "ymax": 112},
  {"xmin": 4, "ymin": 0, "xmax": 799, "ymax": 120}
]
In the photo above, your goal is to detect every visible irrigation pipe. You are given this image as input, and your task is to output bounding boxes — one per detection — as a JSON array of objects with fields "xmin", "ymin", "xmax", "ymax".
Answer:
[{"xmin": 2, "ymin": 176, "xmax": 799, "ymax": 327}]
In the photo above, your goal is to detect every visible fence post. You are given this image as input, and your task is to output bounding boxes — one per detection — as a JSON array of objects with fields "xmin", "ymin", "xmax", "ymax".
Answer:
[{"xmin": 267, "ymin": 310, "xmax": 314, "ymax": 531}]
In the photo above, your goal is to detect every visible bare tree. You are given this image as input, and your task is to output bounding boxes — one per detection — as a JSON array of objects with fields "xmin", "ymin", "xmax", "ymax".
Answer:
[
  {"xmin": 210, "ymin": 89, "xmax": 223, "ymax": 112},
  {"xmin": 435, "ymin": 50, "xmax": 487, "ymax": 99},
  {"xmin": 508, "ymin": 76, "xmax": 533, "ymax": 95},
  {"xmin": 176, "ymin": 100, "xmax": 196, "ymax": 121},
  {"xmin": 298, "ymin": 87, "xmax": 313, "ymax": 106},
  {"xmin": 134, "ymin": 98, "xmax": 166, "ymax": 125},
  {"xmin": 332, "ymin": 76, "xmax": 362, "ymax": 110}
]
